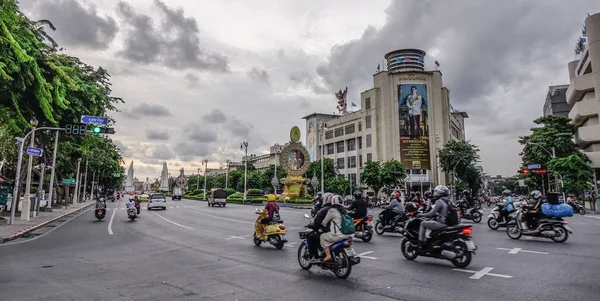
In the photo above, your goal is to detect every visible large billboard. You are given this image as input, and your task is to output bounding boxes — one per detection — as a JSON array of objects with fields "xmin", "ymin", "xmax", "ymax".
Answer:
[
  {"xmin": 399, "ymin": 84, "xmax": 430, "ymax": 170},
  {"xmin": 306, "ymin": 117, "xmax": 318, "ymax": 162}
]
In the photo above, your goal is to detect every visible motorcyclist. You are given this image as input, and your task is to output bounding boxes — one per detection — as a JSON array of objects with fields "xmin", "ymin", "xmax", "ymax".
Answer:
[
  {"xmin": 95, "ymin": 197, "xmax": 106, "ymax": 209},
  {"xmin": 313, "ymin": 192, "xmax": 323, "ymax": 211},
  {"xmin": 523, "ymin": 190, "xmax": 544, "ymax": 230},
  {"xmin": 308, "ymin": 192, "xmax": 333, "ymax": 263},
  {"xmin": 422, "ymin": 191, "xmax": 433, "ymax": 213},
  {"xmin": 320, "ymin": 195, "xmax": 351, "ymax": 263},
  {"xmin": 382, "ymin": 191, "xmax": 404, "ymax": 229},
  {"xmin": 133, "ymin": 195, "xmax": 141, "ymax": 216},
  {"xmin": 256, "ymin": 194, "xmax": 280, "ymax": 239},
  {"xmin": 346, "ymin": 190, "xmax": 367, "ymax": 219},
  {"xmin": 418, "ymin": 185, "xmax": 450, "ymax": 249},
  {"xmin": 127, "ymin": 197, "xmax": 137, "ymax": 216},
  {"xmin": 458, "ymin": 190, "xmax": 473, "ymax": 217},
  {"xmin": 499, "ymin": 189, "xmax": 515, "ymax": 222}
]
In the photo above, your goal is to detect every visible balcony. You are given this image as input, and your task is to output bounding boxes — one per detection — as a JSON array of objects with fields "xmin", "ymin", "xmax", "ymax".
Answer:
[
  {"xmin": 575, "ymin": 124, "xmax": 600, "ymax": 148},
  {"xmin": 585, "ymin": 151, "xmax": 600, "ymax": 169},
  {"xmin": 568, "ymin": 93, "xmax": 599, "ymax": 124},
  {"xmin": 566, "ymin": 73, "xmax": 595, "ymax": 105}
]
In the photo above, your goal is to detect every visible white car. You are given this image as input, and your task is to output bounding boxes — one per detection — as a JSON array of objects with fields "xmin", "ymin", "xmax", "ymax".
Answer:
[{"xmin": 147, "ymin": 193, "xmax": 167, "ymax": 210}]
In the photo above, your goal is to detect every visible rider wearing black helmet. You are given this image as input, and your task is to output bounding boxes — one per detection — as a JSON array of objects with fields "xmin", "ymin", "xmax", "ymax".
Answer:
[
  {"xmin": 524, "ymin": 190, "xmax": 544, "ymax": 229},
  {"xmin": 347, "ymin": 190, "xmax": 367, "ymax": 219}
]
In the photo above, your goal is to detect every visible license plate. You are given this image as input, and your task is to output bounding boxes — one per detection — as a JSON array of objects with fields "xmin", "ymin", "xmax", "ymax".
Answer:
[
  {"xmin": 280, "ymin": 235, "xmax": 287, "ymax": 241},
  {"xmin": 345, "ymin": 248, "xmax": 356, "ymax": 257},
  {"xmin": 465, "ymin": 240, "xmax": 476, "ymax": 251},
  {"xmin": 564, "ymin": 225, "xmax": 573, "ymax": 232}
]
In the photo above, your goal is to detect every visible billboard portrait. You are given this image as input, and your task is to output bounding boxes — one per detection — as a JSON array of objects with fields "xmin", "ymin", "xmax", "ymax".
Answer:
[
  {"xmin": 398, "ymin": 84, "xmax": 430, "ymax": 170},
  {"xmin": 306, "ymin": 117, "xmax": 317, "ymax": 162}
]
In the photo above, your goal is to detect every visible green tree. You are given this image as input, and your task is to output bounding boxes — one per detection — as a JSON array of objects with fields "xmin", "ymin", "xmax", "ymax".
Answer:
[
  {"xmin": 326, "ymin": 177, "xmax": 352, "ymax": 195},
  {"xmin": 360, "ymin": 159, "xmax": 406, "ymax": 196},
  {"xmin": 305, "ymin": 158, "xmax": 337, "ymax": 180},
  {"xmin": 548, "ymin": 154, "xmax": 594, "ymax": 196},
  {"xmin": 259, "ymin": 165, "xmax": 287, "ymax": 191},
  {"xmin": 438, "ymin": 140, "xmax": 481, "ymax": 193}
]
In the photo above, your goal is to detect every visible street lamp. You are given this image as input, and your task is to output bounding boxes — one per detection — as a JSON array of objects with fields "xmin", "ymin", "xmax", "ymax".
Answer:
[
  {"xmin": 319, "ymin": 121, "xmax": 327, "ymax": 194},
  {"xmin": 526, "ymin": 142, "xmax": 560, "ymax": 192},
  {"xmin": 241, "ymin": 141, "xmax": 249, "ymax": 200},
  {"xmin": 225, "ymin": 159, "xmax": 231, "ymax": 189},
  {"xmin": 197, "ymin": 168, "xmax": 200, "ymax": 191},
  {"xmin": 21, "ymin": 118, "xmax": 38, "ymax": 221},
  {"xmin": 203, "ymin": 159, "xmax": 208, "ymax": 200}
]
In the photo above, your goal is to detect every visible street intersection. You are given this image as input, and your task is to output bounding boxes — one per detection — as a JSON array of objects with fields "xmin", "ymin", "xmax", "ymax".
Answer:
[{"xmin": 0, "ymin": 199, "xmax": 598, "ymax": 301}]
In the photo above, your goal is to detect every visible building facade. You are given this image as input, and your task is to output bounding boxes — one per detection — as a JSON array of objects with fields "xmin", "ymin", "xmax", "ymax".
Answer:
[
  {"xmin": 567, "ymin": 12, "xmax": 600, "ymax": 196},
  {"xmin": 303, "ymin": 48, "xmax": 468, "ymax": 194},
  {"xmin": 242, "ymin": 143, "xmax": 286, "ymax": 173},
  {"xmin": 543, "ymin": 85, "xmax": 571, "ymax": 117}
]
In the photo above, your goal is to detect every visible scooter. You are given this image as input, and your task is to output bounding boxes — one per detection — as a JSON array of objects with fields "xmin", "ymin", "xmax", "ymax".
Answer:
[
  {"xmin": 460, "ymin": 205, "xmax": 483, "ymax": 223},
  {"xmin": 375, "ymin": 210, "xmax": 410, "ymax": 235},
  {"xmin": 94, "ymin": 208, "xmax": 106, "ymax": 221},
  {"xmin": 253, "ymin": 209, "xmax": 287, "ymax": 249},
  {"xmin": 568, "ymin": 201, "xmax": 586, "ymax": 215},
  {"xmin": 128, "ymin": 208, "xmax": 137, "ymax": 221},
  {"xmin": 296, "ymin": 214, "xmax": 361, "ymax": 279},
  {"xmin": 353, "ymin": 215, "xmax": 374, "ymax": 242},
  {"xmin": 487, "ymin": 203, "xmax": 514, "ymax": 230},
  {"xmin": 506, "ymin": 207, "xmax": 572, "ymax": 243}
]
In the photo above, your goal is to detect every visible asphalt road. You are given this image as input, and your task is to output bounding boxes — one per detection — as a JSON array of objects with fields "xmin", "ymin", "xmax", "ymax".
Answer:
[{"xmin": 1, "ymin": 199, "xmax": 599, "ymax": 301}]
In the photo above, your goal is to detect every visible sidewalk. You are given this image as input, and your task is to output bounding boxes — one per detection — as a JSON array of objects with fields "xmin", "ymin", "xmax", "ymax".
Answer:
[{"xmin": 0, "ymin": 202, "xmax": 94, "ymax": 243}]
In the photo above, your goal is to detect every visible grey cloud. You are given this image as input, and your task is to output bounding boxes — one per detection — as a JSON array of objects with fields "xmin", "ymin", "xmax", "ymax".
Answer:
[
  {"xmin": 27, "ymin": 0, "xmax": 118, "ymax": 50},
  {"xmin": 184, "ymin": 73, "xmax": 201, "ymax": 88},
  {"xmin": 248, "ymin": 67, "xmax": 270, "ymax": 85},
  {"xmin": 145, "ymin": 129, "xmax": 170, "ymax": 141},
  {"xmin": 298, "ymin": 98, "xmax": 310, "ymax": 109},
  {"xmin": 202, "ymin": 109, "xmax": 227, "ymax": 124},
  {"xmin": 289, "ymin": 72, "xmax": 328, "ymax": 94},
  {"xmin": 151, "ymin": 145, "xmax": 175, "ymax": 160},
  {"xmin": 173, "ymin": 141, "xmax": 212, "ymax": 162},
  {"xmin": 116, "ymin": 0, "xmax": 229, "ymax": 72},
  {"xmin": 125, "ymin": 103, "xmax": 171, "ymax": 119},
  {"xmin": 223, "ymin": 117, "xmax": 252, "ymax": 138},
  {"xmin": 187, "ymin": 127, "xmax": 218, "ymax": 143}
]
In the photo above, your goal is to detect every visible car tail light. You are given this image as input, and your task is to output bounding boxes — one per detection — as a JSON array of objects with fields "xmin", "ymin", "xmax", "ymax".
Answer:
[
  {"xmin": 279, "ymin": 225, "xmax": 286, "ymax": 230},
  {"xmin": 462, "ymin": 227, "xmax": 472, "ymax": 235}
]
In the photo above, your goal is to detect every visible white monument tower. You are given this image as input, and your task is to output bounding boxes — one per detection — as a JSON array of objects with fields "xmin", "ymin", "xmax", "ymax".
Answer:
[
  {"xmin": 160, "ymin": 162, "xmax": 169, "ymax": 191},
  {"xmin": 125, "ymin": 161, "xmax": 135, "ymax": 192}
]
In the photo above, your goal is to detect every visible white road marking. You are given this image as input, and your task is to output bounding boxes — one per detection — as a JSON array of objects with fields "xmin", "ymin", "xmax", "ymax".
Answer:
[
  {"xmin": 176, "ymin": 206, "xmax": 180, "ymax": 208},
  {"xmin": 356, "ymin": 251, "xmax": 378, "ymax": 260},
  {"xmin": 183, "ymin": 208, "xmax": 254, "ymax": 224},
  {"xmin": 169, "ymin": 206, "xmax": 174, "ymax": 209},
  {"xmin": 151, "ymin": 212, "xmax": 194, "ymax": 230},
  {"xmin": 584, "ymin": 215, "xmax": 600, "ymax": 220},
  {"xmin": 286, "ymin": 242, "xmax": 298, "ymax": 247},
  {"xmin": 108, "ymin": 204, "xmax": 118, "ymax": 235},
  {"xmin": 226, "ymin": 235, "xmax": 250, "ymax": 240},
  {"xmin": 497, "ymin": 247, "xmax": 548, "ymax": 255},
  {"xmin": 453, "ymin": 267, "xmax": 512, "ymax": 279}
]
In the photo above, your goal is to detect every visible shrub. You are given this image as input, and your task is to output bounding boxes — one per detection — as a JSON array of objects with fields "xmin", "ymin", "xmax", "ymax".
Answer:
[
  {"xmin": 193, "ymin": 189, "xmax": 203, "ymax": 195},
  {"xmin": 225, "ymin": 188, "xmax": 236, "ymax": 196},
  {"xmin": 227, "ymin": 197, "xmax": 242, "ymax": 201},
  {"xmin": 247, "ymin": 189, "xmax": 262, "ymax": 196},
  {"xmin": 229, "ymin": 193, "xmax": 244, "ymax": 199}
]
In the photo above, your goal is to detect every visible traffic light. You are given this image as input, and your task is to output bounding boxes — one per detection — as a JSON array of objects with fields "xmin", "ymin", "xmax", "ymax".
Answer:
[
  {"xmin": 533, "ymin": 169, "xmax": 547, "ymax": 174},
  {"xmin": 518, "ymin": 169, "xmax": 529, "ymax": 174},
  {"xmin": 64, "ymin": 123, "xmax": 87, "ymax": 136},
  {"xmin": 90, "ymin": 126, "xmax": 115, "ymax": 134}
]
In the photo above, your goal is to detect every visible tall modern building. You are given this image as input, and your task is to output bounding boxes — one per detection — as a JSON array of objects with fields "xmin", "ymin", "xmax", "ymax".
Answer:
[
  {"xmin": 567, "ymin": 12, "xmax": 600, "ymax": 195},
  {"xmin": 303, "ymin": 48, "xmax": 468, "ymax": 194},
  {"xmin": 543, "ymin": 85, "xmax": 572, "ymax": 117}
]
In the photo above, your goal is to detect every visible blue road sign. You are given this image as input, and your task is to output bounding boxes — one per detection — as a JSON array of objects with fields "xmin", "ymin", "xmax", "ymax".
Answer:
[
  {"xmin": 527, "ymin": 164, "xmax": 541, "ymax": 169},
  {"xmin": 26, "ymin": 146, "xmax": 43, "ymax": 157},
  {"xmin": 80, "ymin": 115, "xmax": 108, "ymax": 125}
]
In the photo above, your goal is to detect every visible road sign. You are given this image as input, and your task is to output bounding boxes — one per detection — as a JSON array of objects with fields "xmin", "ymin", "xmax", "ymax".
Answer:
[
  {"xmin": 26, "ymin": 147, "xmax": 43, "ymax": 157},
  {"xmin": 80, "ymin": 115, "xmax": 108, "ymax": 125},
  {"xmin": 527, "ymin": 164, "xmax": 541, "ymax": 169},
  {"xmin": 62, "ymin": 178, "xmax": 76, "ymax": 184}
]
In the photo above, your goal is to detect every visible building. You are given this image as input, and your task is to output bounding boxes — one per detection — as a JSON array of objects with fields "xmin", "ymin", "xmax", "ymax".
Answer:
[
  {"xmin": 567, "ymin": 12, "xmax": 600, "ymax": 196},
  {"xmin": 543, "ymin": 85, "xmax": 571, "ymax": 117},
  {"xmin": 205, "ymin": 161, "xmax": 244, "ymax": 176},
  {"xmin": 242, "ymin": 143, "xmax": 286, "ymax": 173},
  {"xmin": 303, "ymin": 48, "xmax": 469, "ymax": 194}
]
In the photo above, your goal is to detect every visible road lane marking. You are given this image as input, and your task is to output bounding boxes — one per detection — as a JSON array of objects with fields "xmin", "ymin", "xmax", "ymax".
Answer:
[
  {"xmin": 183, "ymin": 208, "xmax": 254, "ymax": 224},
  {"xmin": 497, "ymin": 247, "xmax": 548, "ymax": 255},
  {"xmin": 226, "ymin": 235, "xmax": 250, "ymax": 240},
  {"xmin": 356, "ymin": 251, "xmax": 378, "ymax": 260},
  {"xmin": 108, "ymin": 204, "xmax": 118, "ymax": 235},
  {"xmin": 452, "ymin": 267, "xmax": 512, "ymax": 279},
  {"xmin": 584, "ymin": 215, "xmax": 600, "ymax": 220},
  {"xmin": 151, "ymin": 212, "xmax": 194, "ymax": 230}
]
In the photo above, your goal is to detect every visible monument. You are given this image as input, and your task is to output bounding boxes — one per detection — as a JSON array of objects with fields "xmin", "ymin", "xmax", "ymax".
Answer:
[
  {"xmin": 335, "ymin": 86, "xmax": 348, "ymax": 115},
  {"xmin": 125, "ymin": 161, "xmax": 134, "ymax": 192},
  {"xmin": 160, "ymin": 162, "xmax": 169, "ymax": 191},
  {"xmin": 279, "ymin": 126, "xmax": 311, "ymax": 200}
]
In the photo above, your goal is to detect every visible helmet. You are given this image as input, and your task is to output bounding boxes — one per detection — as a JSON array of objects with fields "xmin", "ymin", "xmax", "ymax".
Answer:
[
  {"xmin": 530, "ymin": 190, "xmax": 542, "ymax": 200},
  {"xmin": 463, "ymin": 190, "xmax": 470, "ymax": 195},
  {"xmin": 424, "ymin": 191, "xmax": 432, "ymax": 199},
  {"xmin": 267, "ymin": 194, "xmax": 276, "ymax": 201},
  {"xmin": 392, "ymin": 191, "xmax": 400, "ymax": 199},
  {"xmin": 323, "ymin": 192, "xmax": 333, "ymax": 205},
  {"xmin": 416, "ymin": 192, "xmax": 421, "ymax": 196},
  {"xmin": 317, "ymin": 192, "xmax": 322, "ymax": 197},
  {"xmin": 433, "ymin": 185, "xmax": 450, "ymax": 199},
  {"xmin": 331, "ymin": 195, "xmax": 344, "ymax": 206},
  {"xmin": 502, "ymin": 189, "xmax": 512, "ymax": 196},
  {"xmin": 353, "ymin": 190, "xmax": 362, "ymax": 198}
]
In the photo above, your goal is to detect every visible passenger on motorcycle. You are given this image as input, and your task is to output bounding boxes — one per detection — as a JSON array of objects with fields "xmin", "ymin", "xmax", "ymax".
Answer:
[
  {"xmin": 95, "ymin": 197, "xmax": 107, "ymax": 209},
  {"xmin": 314, "ymin": 192, "xmax": 323, "ymax": 211},
  {"xmin": 524, "ymin": 190, "xmax": 544, "ymax": 229},
  {"xmin": 418, "ymin": 185, "xmax": 450, "ymax": 249},
  {"xmin": 458, "ymin": 190, "xmax": 474, "ymax": 217},
  {"xmin": 382, "ymin": 191, "xmax": 404, "ymax": 229},
  {"xmin": 127, "ymin": 197, "xmax": 137, "ymax": 214},
  {"xmin": 320, "ymin": 195, "xmax": 352, "ymax": 263},
  {"xmin": 347, "ymin": 190, "xmax": 367, "ymax": 219},
  {"xmin": 308, "ymin": 193, "xmax": 333, "ymax": 263},
  {"xmin": 499, "ymin": 189, "xmax": 515, "ymax": 221},
  {"xmin": 256, "ymin": 194, "xmax": 280, "ymax": 239},
  {"xmin": 422, "ymin": 191, "xmax": 433, "ymax": 213}
]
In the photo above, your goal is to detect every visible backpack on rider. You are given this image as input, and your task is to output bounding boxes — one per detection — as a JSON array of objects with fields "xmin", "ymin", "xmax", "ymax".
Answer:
[{"xmin": 444, "ymin": 199, "xmax": 460, "ymax": 226}]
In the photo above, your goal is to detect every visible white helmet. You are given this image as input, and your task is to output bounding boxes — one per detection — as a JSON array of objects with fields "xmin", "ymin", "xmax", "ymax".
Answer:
[
  {"xmin": 331, "ymin": 195, "xmax": 344, "ymax": 206},
  {"xmin": 323, "ymin": 193, "xmax": 333, "ymax": 205},
  {"xmin": 433, "ymin": 185, "xmax": 450, "ymax": 199}
]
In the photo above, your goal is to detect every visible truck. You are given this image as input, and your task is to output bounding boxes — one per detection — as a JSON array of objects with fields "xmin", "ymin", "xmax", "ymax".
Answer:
[{"xmin": 172, "ymin": 187, "xmax": 183, "ymax": 200}]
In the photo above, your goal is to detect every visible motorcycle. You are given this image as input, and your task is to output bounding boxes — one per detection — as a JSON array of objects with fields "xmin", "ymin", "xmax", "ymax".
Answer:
[
  {"xmin": 401, "ymin": 217, "xmax": 477, "ymax": 268},
  {"xmin": 94, "ymin": 208, "xmax": 106, "ymax": 221},
  {"xmin": 460, "ymin": 204, "xmax": 483, "ymax": 223},
  {"xmin": 375, "ymin": 209, "xmax": 410, "ymax": 235},
  {"xmin": 487, "ymin": 203, "xmax": 514, "ymax": 230},
  {"xmin": 568, "ymin": 201, "xmax": 586, "ymax": 215},
  {"xmin": 253, "ymin": 209, "xmax": 287, "ymax": 249},
  {"xmin": 506, "ymin": 207, "xmax": 572, "ymax": 243},
  {"xmin": 296, "ymin": 214, "xmax": 361, "ymax": 279},
  {"xmin": 353, "ymin": 215, "xmax": 374, "ymax": 242},
  {"xmin": 128, "ymin": 208, "xmax": 137, "ymax": 221}
]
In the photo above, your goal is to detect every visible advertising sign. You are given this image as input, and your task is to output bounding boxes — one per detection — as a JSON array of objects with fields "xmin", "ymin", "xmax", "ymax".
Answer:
[
  {"xmin": 398, "ymin": 84, "xmax": 430, "ymax": 170},
  {"xmin": 306, "ymin": 117, "xmax": 318, "ymax": 162}
]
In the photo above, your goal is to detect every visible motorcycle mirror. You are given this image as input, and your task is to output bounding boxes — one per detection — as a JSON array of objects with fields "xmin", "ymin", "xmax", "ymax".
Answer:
[{"xmin": 304, "ymin": 214, "xmax": 310, "ymax": 219}]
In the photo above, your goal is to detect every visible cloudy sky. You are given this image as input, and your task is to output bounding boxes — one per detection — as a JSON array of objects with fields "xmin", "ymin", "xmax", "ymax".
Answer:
[{"xmin": 20, "ymin": 0, "xmax": 600, "ymax": 180}]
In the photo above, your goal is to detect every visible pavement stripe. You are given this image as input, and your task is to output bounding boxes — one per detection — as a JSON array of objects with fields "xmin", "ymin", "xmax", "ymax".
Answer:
[
  {"xmin": 108, "ymin": 206, "xmax": 117, "ymax": 235},
  {"xmin": 151, "ymin": 211, "xmax": 194, "ymax": 230}
]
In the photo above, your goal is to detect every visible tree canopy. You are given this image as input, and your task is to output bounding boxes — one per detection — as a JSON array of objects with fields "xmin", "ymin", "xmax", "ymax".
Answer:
[
  {"xmin": 360, "ymin": 159, "xmax": 406, "ymax": 196},
  {"xmin": 438, "ymin": 140, "xmax": 482, "ymax": 195}
]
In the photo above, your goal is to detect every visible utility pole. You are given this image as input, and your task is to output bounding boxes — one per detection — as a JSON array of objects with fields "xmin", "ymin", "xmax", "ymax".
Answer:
[
  {"xmin": 241, "ymin": 141, "xmax": 249, "ymax": 200},
  {"xmin": 34, "ymin": 163, "xmax": 46, "ymax": 217},
  {"xmin": 47, "ymin": 131, "xmax": 59, "ymax": 209},
  {"xmin": 197, "ymin": 168, "xmax": 200, "ymax": 191},
  {"xmin": 90, "ymin": 171, "xmax": 96, "ymax": 202},
  {"xmin": 320, "ymin": 121, "xmax": 327, "ymax": 194},
  {"xmin": 203, "ymin": 159, "xmax": 208, "ymax": 200},
  {"xmin": 21, "ymin": 118, "xmax": 38, "ymax": 221},
  {"xmin": 225, "ymin": 159, "xmax": 230, "ymax": 189},
  {"xmin": 73, "ymin": 158, "xmax": 82, "ymax": 205},
  {"xmin": 82, "ymin": 157, "xmax": 89, "ymax": 202}
]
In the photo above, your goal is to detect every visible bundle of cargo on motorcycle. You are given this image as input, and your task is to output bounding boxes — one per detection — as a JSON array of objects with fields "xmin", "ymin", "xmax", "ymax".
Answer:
[{"xmin": 541, "ymin": 203, "xmax": 574, "ymax": 218}]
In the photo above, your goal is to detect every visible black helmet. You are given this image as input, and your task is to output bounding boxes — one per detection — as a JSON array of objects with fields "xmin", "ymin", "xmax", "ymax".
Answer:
[
  {"xmin": 530, "ymin": 190, "xmax": 542, "ymax": 200},
  {"xmin": 353, "ymin": 190, "xmax": 362, "ymax": 198},
  {"xmin": 424, "ymin": 191, "xmax": 432, "ymax": 198},
  {"xmin": 463, "ymin": 190, "xmax": 470, "ymax": 195}
]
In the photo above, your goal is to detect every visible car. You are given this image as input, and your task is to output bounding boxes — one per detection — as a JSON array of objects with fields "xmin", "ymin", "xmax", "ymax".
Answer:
[
  {"xmin": 139, "ymin": 193, "xmax": 149, "ymax": 202},
  {"xmin": 148, "ymin": 193, "xmax": 167, "ymax": 210}
]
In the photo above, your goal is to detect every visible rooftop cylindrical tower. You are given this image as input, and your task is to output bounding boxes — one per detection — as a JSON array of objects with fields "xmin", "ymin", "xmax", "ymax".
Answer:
[{"xmin": 384, "ymin": 48, "xmax": 426, "ymax": 73}]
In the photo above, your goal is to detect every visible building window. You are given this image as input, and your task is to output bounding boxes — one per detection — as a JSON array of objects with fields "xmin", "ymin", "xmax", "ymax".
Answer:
[
  {"xmin": 366, "ymin": 116, "xmax": 372, "ymax": 129},
  {"xmin": 336, "ymin": 141, "xmax": 344, "ymax": 153},
  {"xmin": 345, "ymin": 124, "xmax": 355, "ymax": 134},
  {"xmin": 358, "ymin": 137, "xmax": 362, "ymax": 149},
  {"xmin": 367, "ymin": 153, "xmax": 372, "ymax": 162},
  {"xmin": 334, "ymin": 127, "xmax": 344, "ymax": 137},
  {"xmin": 366, "ymin": 134, "xmax": 372, "ymax": 147},
  {"xmin": 337, "ymin": 158, "xmax": 345, "ymax": 169},
  {"xmin": 359, "ymin": 155, "xmax": 363, "ymax": 167},
  {"xmin": 326, "ymin": 143, "xmax": 334, "ymax": 155},
  {"xmin": 325, "ymin": 130, "xmax": 333, "ymax": 139},
  {"xmin": 358, "ymin": 122, "xmax": 362, "ymax": 131},
  {"xmin": 365, "ymin": 97, "xmax": 371, "ymax": 110},
  {"xmin": 347, "ymin": 139, "xmax": 356, "ymax": 151},
  {"xmin": 348, "ymin": 156, "xmax": 357, "ymax": 168},
  {"xmin": 451, "ymin": 126, "xmax": 460, "ymax": 139},
  {"xmin": 348, "ymin": 173, "xmax": 357, "ymax": 183}
]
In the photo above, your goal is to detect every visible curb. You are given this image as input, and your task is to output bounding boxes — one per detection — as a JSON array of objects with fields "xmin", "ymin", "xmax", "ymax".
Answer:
[{"xmin": 1, "ymin": 203, "xmax": 94, "ymax": 243}]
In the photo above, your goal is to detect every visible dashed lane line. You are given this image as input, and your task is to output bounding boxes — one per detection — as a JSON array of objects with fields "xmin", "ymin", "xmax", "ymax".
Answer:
[{"xmin": 151, "ymin": 211, "xmax": 194, "ymax": 230}]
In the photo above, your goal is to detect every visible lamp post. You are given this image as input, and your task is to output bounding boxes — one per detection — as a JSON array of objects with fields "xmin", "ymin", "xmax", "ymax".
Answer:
[
  {"xmin": 73, "ymin": 158, "xmax": 82, "ymax": 205},
  {"xmin": 241, "ymin": 141, "xmax": 249, "ymax": 200},
  {"xmin": 47, "ymin": 131, "xmax": 59, "ymax": 209},
  {"xmin": 21, "ymin": 118, "xmax": 38, "ymax": 221},
  {"xmin": 203, "ymin": 159, "xmax": 208, "ymax": 200},
  {"xmin": 197, "ymin": 168, "xmax": 200, "ymax": 191},
  {"xmin": 225, "ymin": 159, "xmax": 231, "ymax": 189},
  {"xmin": 526, "ymin": 142, "xmax": 560, "ymax": 192},
  {"xmin": 319, "ymin": 121, "xmax": 327, "ymax": 194}
]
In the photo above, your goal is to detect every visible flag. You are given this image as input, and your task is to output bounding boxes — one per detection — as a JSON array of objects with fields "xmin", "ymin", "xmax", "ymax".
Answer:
[
  {"xmin": 351, "ymin": 102, "xmax": 357, "ymax": 107},
  {"xmin": 434, "ymin": 60, "xmax": 440, "ymax": 67}
]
